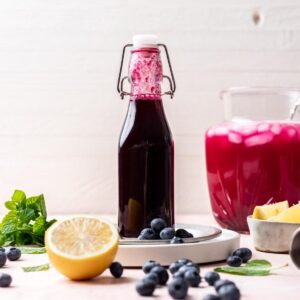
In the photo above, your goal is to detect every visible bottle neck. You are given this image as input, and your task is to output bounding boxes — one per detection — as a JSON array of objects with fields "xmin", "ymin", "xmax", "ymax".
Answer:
[{"xmin": 129, "ymin": 47, "xmax": 162, "ymax": 100}]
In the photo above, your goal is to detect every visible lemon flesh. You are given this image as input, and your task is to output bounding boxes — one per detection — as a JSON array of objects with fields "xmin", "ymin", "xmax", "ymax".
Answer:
[
  {"xmin": 269, "ymin": 203, "xmax": 300, "ymax": 223},
  {"xmin": 45, "ymin": 216, "xmax": 119, "ymax": 280},
  {"xmin": 253, "ymin": 200, "xmax": 289, "ymax": 220}
]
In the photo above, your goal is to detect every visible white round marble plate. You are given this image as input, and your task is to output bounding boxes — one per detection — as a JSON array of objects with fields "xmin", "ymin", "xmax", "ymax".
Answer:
[
  {"xmin": 116, "ymin": 229, "xmax": 240, "ymax": 267},
  {"xmin": 120, "ymin": 223, "xmax": 222, "ymax": 245}
]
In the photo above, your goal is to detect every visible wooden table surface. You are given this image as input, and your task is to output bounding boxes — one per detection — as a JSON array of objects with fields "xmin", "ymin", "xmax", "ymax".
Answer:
[{"xmin": 2, "ymin": 214, "xmax": 299, "ymax": 300}]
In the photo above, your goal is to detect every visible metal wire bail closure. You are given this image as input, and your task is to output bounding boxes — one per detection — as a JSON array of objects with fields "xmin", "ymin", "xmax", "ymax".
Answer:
[{"xmin": 117, "ymin": 43, "xmax": 176, "ymax": 100}]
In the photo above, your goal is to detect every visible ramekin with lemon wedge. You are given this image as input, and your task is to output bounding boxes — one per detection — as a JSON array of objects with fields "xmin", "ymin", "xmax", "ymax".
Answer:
[{"xmin": 248, "ymin": 201, "xmax": 300, "ymax": 253}]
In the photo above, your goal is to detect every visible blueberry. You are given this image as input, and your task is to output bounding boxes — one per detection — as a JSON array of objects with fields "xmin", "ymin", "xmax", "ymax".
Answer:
[
  {"xmin": 173, "ymin": 271, "xmax": 184, "ymax": 279},
  {"xmin": 169, "ymin": 261, "xmax": 184, "ymax": 274},
  {"xmin": 204, "ymin": 271, "xmax": 220, "ymax": 286},
  {"xmin": 6, "ymin": 248, "xmax": 21, "ymax": 261},
  {"xmin": 143, "ymin": 272, "xmax": 159, "ymax": 285},
  {"xmin": 175, "ymin": 229, "xmax": 194, "ymax": 238},
  {"xmin": 185, "ymin": 262, "xmax": 200, "ymax": 273},
  {"xmin": 178, "ymin": 265, "xmax": 199, "ymax": 276},
  {"xmin": 0, "ymin": 273, "xmax": 12, "ymax": 287},
  {"xmin": 214, "ymin": 279, "xmax": 236, "ymax": 292},
  {"xmin": 232, "ymin": 247, "xmax": 252, "ymax": 263},
  {"xmin": 160, "ymin": 227, "xmax": 175, "ymax": 240},
  {"xmin": 150, "ymin": 218, "xmax": 167, "ymax": 233},
  {"xmin": 218, "ymin": 284, "xmax": 241, "ymax": 300},
  {"xmin": 203, "ymin": 295, "xmax": 221, "ymax": 300},
  {"xmin": 227, "ymin": 256, "xmax": 242, "ymax": 267},
  {"xmin": 0, "ymin": 252, "xmax": 7, "ymax": 268},
  {"xmin": 176, "ymin": 258, "xmax": 192, "ymax": 265},
  {"xmin": 142, "ymin": 260, "xmax": 160, "ymax": 274},
  {"xmin": 173, "ymin": 266, "xmax": 196, "ymax": 279},
  {"xmin": 151, "ymin": 266, "xmax": 169, "ymax": 285},
  {"xmin": 168, "ymin": 278, "xmax": 188, "ymax": 299},
  {"xmin": 184, "ymin": 269, "xmax": 201, "ymax": 287},
  {"xmin": 138, "ymin": 228, "xmax": 156, "ymax": 240},
  {"xmin": 109, "ymin": 262, "xmax": 123, "ymax": 278},
  {"xmin": 170, "ymin": 237, "xmax": 184, "ymax": 244},
  {"xmin": 136, "ymin": 279, "xmax": 156, "ymax": 296},
  {"xmin": 174, "ymin": 266, "xmax": 189, "ymax": 278}
]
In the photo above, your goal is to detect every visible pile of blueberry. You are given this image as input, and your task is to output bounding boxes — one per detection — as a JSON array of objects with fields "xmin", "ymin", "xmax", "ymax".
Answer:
[
  {"xmin": 135, "ymin": 247, "xmax": 252, "ymax": 299},
  {"xmin": 0, "ymin": 247, "xmax": 22, "ymax": 288},
  {"xmin": 135, "ymin": 258, "xmax": 201, "ymax": 299},
  {"xmin": 138, "ymin": 218, "xmax": 193, "ymax": 244}
]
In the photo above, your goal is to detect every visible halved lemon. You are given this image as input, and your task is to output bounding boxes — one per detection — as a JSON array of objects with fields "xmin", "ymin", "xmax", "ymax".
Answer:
[{"xmin": 45, "ymin": 216, "xmax": 119, "ymax": 280}]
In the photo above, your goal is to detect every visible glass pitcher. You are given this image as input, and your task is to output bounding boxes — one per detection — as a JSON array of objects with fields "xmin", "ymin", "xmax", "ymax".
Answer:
[{"xmin": 205, "ymin": 87, "xmax": 300, "ymax": 233}]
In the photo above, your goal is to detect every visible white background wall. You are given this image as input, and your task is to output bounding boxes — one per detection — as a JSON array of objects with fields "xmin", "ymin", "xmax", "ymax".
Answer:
[{"xmin": 0, "ymin": 0, "xmax": 300, "ymax": 215}]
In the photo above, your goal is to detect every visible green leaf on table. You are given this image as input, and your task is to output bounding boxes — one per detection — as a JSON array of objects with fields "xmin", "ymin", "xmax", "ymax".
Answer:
[
  {"xmin": 19, "ymin": 246, "xmax": 46, "ymax": 254},
  {"xmin": 22, "ymin": 263, "xmax": 50, "ymax": 272},
  {"xmin": 214, "ymin": 259, "xmax": 286, "ymax": 276}
]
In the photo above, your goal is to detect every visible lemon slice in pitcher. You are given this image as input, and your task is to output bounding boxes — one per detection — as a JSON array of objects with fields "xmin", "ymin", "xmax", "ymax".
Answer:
[{"xmin": 45, "ymin": 216, "xmax": 119, "ymax": 280}]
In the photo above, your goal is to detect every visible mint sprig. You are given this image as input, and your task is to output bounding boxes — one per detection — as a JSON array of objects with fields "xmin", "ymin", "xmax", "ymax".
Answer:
[
  {"xmin": 214, "ymin": 259, "xmax": 288, "ymax": 276},
  {"xmin": 0, "ymin": 190, "xmax": 56, "ymax": 246}
]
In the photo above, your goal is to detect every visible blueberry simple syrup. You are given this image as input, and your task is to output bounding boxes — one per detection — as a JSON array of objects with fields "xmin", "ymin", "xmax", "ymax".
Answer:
[{"xmin": 118, "ymin": 35, "xmax": 174, "ymax": 237}]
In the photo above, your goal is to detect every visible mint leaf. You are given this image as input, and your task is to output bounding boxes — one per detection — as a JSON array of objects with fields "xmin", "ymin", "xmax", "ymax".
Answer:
[
  {"xmin": 26, "ymin": 196, "xmax": 40, "ymax": 208},
  {"xmin": 214, "ymin": 259, "xmax": 287, "ymax": 276},
  {"xmin": 1, "ymin": 219, "xmax": 18, "ymax": 235},
  {"xmin": 26, "ymin": 195, "xmax": 47, "ymax": 218},
  {"xmin": 3, "ymin": 239, "xmax": 14, "ymax": 247},
  {"xmin": 38, "ymin": 195, "xmax": 47, "ymax": 218},
  {"xmin": 19, "ymin": 247, "xmax": 46, "ymax": 254},
  {"xmin": 5, "ymin": 201, "xmax": 16, "ymax": 210},
  {"xmin": 0, "ymin": 211, "xmax": 17, "ymax": 229},
  {"xmin": 18, "ymin": 208, "xmax": 35, "ymax": 223},
  {"xmin": 33, "ymin": 216, "xmax": 46, "ymax": 235},
  {"xmin": 22, "ymin": 263, "xmax": 50, "ymax": 272},
  {"xmin": 16, "ymin": 232, "xmax": 32, "ymax": 245},
  {"xmin": 46, "ymin": 219, "xmax": 56, "ymax": 228},
  {"xmin": 11, "ymin": 190, "xmax": 26, "ymax": 203}
]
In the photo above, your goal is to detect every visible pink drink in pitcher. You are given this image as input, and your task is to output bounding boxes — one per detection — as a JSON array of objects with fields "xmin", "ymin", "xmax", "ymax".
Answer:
[{"xmin": 205, "ymin": 88, "xmax": 300, "ymax": 232}]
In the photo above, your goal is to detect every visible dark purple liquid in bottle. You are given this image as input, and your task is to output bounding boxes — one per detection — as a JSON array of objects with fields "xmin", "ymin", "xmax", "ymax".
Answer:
[{"xmin": 118, "ymin": 45, "xmax": 174, "ymax": 237}]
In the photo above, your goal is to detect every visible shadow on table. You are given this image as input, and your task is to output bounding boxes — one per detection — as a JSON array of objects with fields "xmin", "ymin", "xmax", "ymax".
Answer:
[{"xmin": 66, "ymin": 276, "xmax": 135, "ymax": 285}]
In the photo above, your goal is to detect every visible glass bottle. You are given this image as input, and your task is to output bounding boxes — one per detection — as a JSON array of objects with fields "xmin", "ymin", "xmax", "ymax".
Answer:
[{"xmin": 118, "ymin": 35, "xmax": 175, "ymax": 237}]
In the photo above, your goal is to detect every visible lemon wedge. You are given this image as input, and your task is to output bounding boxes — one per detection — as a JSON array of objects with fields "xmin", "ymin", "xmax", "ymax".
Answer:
[
  {"xmin": 45, "ymin": 216, "xmax": 119, "ymax": 280},
  {"xmin": 269, "ymin": 203, "xmax": 300, "ymax": 223},
  {"xmin": 253, "ymin": 200, "xmax": 289, "ymax": 220}
]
